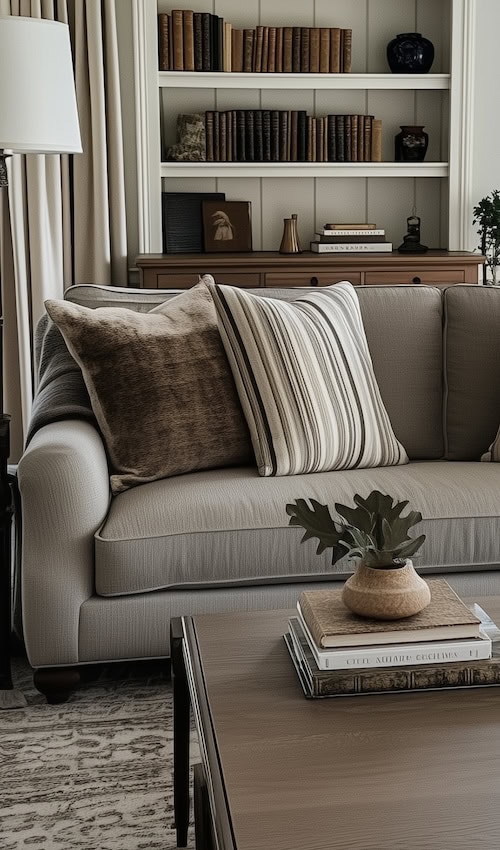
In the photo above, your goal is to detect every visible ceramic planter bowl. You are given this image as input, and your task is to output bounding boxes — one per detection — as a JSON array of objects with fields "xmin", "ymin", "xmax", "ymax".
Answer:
[{"xmin": 342, "ymin": 559, "xmax": 431, "ymax": 620}]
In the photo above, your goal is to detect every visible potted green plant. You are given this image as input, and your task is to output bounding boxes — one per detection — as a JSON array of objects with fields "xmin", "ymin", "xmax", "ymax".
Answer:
[
  {"xmin": 286, "ymin": 490, "xmax": 430, "ymax": 620},
  {"xmin": 473, "ymin": 190, "xmax": 500, "ymax": 285}
]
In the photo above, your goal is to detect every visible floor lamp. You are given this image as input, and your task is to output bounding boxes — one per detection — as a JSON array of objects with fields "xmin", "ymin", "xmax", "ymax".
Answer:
[{"xmin": 0, "ymin": 16, "xmax": 81, "ymax": 706}]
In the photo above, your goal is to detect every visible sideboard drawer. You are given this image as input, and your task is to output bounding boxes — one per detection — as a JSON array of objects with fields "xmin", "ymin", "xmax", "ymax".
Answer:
[
  {"xmin": 156, "ymin": 272, "xmax": 261, "ymax": 289},
  {"xmin": 265, "ymin": 271, "xmax": 362, "ymax": 288},
  {"xmin": 364, "ymin": 269, "xmax": 466, "ymax": 286}
]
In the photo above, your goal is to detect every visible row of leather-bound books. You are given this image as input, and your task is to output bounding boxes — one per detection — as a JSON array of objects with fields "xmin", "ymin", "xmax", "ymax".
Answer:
[
  {"xmin": 158, "ymin": 11, "xmax": 352, "ymax": 73},
  {"xmin": 200, "ymin": 111, "xmax": 382, "ymax": 164}
]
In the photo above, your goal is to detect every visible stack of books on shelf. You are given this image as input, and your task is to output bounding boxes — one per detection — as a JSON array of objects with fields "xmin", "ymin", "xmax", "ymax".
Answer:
[
  {"xmin": 284, "ymin": 578, "xmax": 500, "ymax": 698},
  {"xmin": 311, "ymin": 222, "xmax": 391, "ymax": 253},
  {"xmin": 158, "ymin": 11, "xmax": 352, "ymax": 73}
]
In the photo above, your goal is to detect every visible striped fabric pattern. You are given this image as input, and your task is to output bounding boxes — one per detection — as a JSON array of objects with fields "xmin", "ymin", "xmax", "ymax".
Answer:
[{"xmin": 209, "ymin": 281, "xmax": 408, "ymax": 477}]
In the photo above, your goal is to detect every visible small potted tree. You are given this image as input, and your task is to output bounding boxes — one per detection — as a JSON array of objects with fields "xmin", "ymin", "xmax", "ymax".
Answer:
[
  {"xmin": 286, "ymin": 490, "xmax": 429, "ymax": 620},
  {"xmin": 473, "ymin": 190, "xmax": 500, "ymax": 285}
]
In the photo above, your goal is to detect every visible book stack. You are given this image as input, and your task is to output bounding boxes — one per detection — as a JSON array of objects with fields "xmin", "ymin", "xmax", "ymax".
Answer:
[
  {"xmin": 158, "ymin": 11, "xmax": 353, "ymax": 73},
  {"xmin": 285, "ymin": 578, "xmax": 500, "ymax": 698},
  {"xmin": 311, "ymin": 222, "xmax": 392, "ymax": 253},
  {"xmin": 200, "ymin": 111, "xmax": 382, "ymax": 163}
]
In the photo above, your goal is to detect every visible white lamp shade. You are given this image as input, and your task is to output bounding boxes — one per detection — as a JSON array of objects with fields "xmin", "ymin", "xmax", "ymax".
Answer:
[{"xmin": 0, "ymin": 16, "xmax": 82, "ymax": 154}]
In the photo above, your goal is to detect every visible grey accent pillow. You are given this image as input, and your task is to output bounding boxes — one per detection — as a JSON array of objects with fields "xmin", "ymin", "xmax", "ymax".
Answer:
[
  {"xmin": 45, "ymin": 281, "xmax": 252, "ymax": 493},
  {"xmin": 209, "ymin": 281, "xmax": 408, "ymax": 477}
]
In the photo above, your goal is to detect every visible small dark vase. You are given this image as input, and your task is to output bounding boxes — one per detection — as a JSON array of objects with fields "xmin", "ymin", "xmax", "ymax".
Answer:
[
  {"xmin": 394, "ymin": 126, "xmax": 429, "ymax": 162},
  {"xmin": 387, "ymin": 33, "xmax": 435, "ymax": 74}
]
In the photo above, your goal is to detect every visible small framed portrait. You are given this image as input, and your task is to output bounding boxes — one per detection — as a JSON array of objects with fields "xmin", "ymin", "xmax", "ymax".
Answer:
[{"xmin": 202, "ymin": 201, "xmax": 252, "ymax": 252}]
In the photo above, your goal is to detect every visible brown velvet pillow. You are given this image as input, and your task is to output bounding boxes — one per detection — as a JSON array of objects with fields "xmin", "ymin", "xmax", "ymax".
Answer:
[{"xmin": 45, "ymin": 282, "xmax": 252, "ymax": 493}]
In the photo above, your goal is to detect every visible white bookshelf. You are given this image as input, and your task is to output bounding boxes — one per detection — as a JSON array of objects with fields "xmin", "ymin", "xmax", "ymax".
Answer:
[{"xmin": 132, "ymin": 0, "xmax": 475, "ymax": 255}]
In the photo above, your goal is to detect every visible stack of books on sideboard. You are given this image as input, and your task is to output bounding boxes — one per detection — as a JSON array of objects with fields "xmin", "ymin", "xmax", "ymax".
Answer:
[
  {"xmin": 311, "ymin": 222, "xmax": 391, "ymax": 253},
  {"xmin": 285, "ymin": 578, "xmax": 500, "ymax": 698}
]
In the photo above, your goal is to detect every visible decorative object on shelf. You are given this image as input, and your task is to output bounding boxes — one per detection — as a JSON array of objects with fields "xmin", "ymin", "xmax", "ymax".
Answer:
[
  {"xmin": 394, "ymin": 125, "xmax": 428, "ymax": 162},
  {"xmin": 286, "ymin": 490, "xmax": 429, "ymax": 619},
  {"xmin": 397, "ymin": 214, "xmax": 428, "ymax": 254},
  {"xmin": 386, "ymin": 32, "xmax": 434, "ymax": 73},
  {"xmin": 166, "ymin": 113, "xmax": 206, "ymax": 161},
  {"xmin": 162, "ymin": 192, "xmax": 225, "ymax": 253},
  {"xmin": 202, "ymin": 201, "xmax": 252, "ymax": 252},
  {"xmin": 472, "ymin": 190, "xmax": 500, "ymax": 285},
  {"xmin": 279, "ymin": 213, "xmax": 302, "ymax": 254}
]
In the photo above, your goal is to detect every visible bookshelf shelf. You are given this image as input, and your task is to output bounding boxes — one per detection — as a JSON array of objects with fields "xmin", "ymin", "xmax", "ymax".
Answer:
[
  {"xmin": 158, "ymin": 71, "xmax": 451, "ymax": 90},
  {"xmin": 160, "ymin": 161, "xmax": 449, "ymax": 178}
]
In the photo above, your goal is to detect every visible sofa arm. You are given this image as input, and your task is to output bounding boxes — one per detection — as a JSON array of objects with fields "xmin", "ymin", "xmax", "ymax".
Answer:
[{"xmin": 18, "ymin": 420, "xmax": 111, "ymax": 667}]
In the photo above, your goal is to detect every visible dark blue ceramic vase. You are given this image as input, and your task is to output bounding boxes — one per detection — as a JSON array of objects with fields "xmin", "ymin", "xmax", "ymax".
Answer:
[{"xmin": 387, "ymin": 33, "xmax": 435, "ymax": 73}]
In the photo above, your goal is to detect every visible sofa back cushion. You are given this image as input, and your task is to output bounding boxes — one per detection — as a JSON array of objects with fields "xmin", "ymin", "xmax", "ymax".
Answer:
[
  {"xmin": 355, "ymin": 286, "xmax": 444, "ymax": 459},
  {"xmin": 444, "ymin": 285, "xmax": 500, "ymax": 459},
  {"xmin": 66, "ymin": 283, "xmax": 445, "ymax": 460}
]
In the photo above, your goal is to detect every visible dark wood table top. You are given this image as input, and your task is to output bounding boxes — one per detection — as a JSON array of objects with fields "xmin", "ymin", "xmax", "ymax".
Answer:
[{"xmin": 184, "ymin": 598, "xmax": 500, "ymax": 850}]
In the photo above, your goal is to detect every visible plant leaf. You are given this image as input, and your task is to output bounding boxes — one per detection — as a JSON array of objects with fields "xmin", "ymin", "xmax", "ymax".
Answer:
[{"xmin": 286, "ymin": 499, "xmax": 343, "ymax": 555}]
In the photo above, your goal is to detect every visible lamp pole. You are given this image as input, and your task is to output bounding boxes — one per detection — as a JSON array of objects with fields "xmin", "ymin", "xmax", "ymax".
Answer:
[{"xmin": 0, "ymin": 16, "xmax": 82, "ymax": 704}]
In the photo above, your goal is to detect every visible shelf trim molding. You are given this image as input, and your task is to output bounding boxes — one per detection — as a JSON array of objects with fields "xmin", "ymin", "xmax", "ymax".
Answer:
[
  {"xmin": 160, "ymin": 163, "xmax": 449, "ymax": 178},
  {"xmin": 448, "ymin": 0, "xmax": 476, "ymax": 250},
  {"xmin": 132, "ymin": 0, "xmax": 162, "ymax": 253},
  {"xmin": 157, "ymin": 71, "xmax": 451, "ymax": 90}
]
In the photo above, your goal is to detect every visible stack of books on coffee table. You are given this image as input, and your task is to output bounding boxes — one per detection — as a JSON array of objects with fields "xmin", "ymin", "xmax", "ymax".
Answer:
[{"xmin": 285, "ymin": 578, "xmax": 500, "ymax": 698}]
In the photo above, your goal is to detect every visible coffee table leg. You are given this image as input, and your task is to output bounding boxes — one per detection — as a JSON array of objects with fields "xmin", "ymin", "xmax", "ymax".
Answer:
[{"xmin": 171, "ymin": 617, "xmax": 190, "ymax": 848}]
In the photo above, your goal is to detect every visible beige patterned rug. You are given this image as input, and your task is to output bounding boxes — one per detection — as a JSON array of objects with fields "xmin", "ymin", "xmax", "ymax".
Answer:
[{"xmin": 0, "ymin": 654, "xmax": 198, "ymax": 849}]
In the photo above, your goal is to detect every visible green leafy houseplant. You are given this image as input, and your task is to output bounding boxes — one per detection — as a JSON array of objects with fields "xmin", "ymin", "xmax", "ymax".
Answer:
[
  {"xmin": 286, "ymin": 490, "xmax": 429, "ymax": 619},
  {"xmin": 286, "ymin": 490, "xmax": 426, "ymax": 568},
  {"xmin": 473, "ymin": 190, "xmax": 500, "ymax": 285}
]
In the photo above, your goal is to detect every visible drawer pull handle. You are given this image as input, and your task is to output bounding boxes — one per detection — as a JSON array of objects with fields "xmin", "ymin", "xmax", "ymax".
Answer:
[
  {"xmin": 310, "ymin": 276, "xmax": 319, "ymax": 287},
  {"xmin": 412, "ymin": 276, "xmax": 422, "ymax": 284}
]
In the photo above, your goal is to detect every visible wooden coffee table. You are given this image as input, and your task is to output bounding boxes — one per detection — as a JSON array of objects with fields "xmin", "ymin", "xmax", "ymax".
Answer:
[{"xmin": 171, "ymin": 597, "xmax": 500, "ymax": 850}]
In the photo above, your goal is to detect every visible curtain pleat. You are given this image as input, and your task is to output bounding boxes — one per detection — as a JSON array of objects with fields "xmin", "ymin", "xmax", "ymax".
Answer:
[{"xmin": 0, "ymin": 0, "xmax": 128, "ymax": 460}]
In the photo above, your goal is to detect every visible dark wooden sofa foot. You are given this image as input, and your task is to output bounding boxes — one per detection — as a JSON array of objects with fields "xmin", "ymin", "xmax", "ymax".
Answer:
[{"xmin": 33, "ymin": 667, "xmax": 81, "ymax": 703}]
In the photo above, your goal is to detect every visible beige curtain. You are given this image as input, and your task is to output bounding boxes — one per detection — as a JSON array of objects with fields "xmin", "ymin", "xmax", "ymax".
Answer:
[{"xmin": 0, "ymin": 0, "xmax": 127, "ymax": 461}]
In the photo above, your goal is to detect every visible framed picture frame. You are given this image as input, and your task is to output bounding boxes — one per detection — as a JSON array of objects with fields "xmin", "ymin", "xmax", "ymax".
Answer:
[{"xmin": 202, "ymin": 201, "xmax": 252, "ymax": 252}]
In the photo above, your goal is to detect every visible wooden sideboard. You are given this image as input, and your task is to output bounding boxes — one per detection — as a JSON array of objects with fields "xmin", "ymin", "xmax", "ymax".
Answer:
[{"xmin": 135, "ymin": 250, "xmax": 484, "ymax": 290}]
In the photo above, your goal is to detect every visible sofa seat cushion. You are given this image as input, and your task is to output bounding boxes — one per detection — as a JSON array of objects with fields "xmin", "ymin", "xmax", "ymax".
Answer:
[{"xmin": 95, "ymin": 461, "xmax": 500, "ymax": 596}]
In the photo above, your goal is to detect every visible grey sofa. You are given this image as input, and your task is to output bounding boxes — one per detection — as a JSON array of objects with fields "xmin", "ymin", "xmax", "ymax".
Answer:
[{"xmin": 18, "ymin": 282, "xmax": 500, "ymax": 698}]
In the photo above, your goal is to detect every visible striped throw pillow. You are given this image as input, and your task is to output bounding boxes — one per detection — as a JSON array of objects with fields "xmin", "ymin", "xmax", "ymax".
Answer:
[{"xmin": 209, "ymin": 281, "xmax": 408, "ymax": 477}]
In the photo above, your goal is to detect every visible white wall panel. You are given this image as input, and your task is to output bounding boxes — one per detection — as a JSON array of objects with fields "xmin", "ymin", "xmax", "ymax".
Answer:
[{"xmin": 261, "ymin": 178, "xmax": 315, "ymax": 251}]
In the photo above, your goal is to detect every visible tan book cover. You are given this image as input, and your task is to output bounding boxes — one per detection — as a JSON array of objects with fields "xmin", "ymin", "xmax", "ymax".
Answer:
[
  {"xmin": 171, "ymin": 9, "xmax": 184, "ymax": 71},
  {"xmin": 182, "ymin": 10, "xmax": 195, "ymax": 71},
  {"xmin": 261, "ymin": 26, "xmax": 269, "ymax": 73},
  {"xmin": 275, "ymin": 27, "xmax": 283, "ymax": 73},
  {"xmin": 283, "ymin": 27, "xmax": 293, "ymax": 73},
  {"xmin": 371, "ymin": 118, "xmax": 383, "ymax": 161},
  {"xmin": 254, "ymin": 25, "xmax": 264, "ymax": 72},
  {"xmin": 298, "ymin": 579, "xmax": 481, "ymax": 649},
  {"xmin": 319, "ymin": 28, "xmax": 330, "ymax": 73},
  {"xmin": 309, "ymin": 27, "xmax": 320, "ymax": 73},
  {"xmin": 323, "ymin": 223, "xmax": 377, "ymax": 230},
  {"xmin": 267, "ymin": 27, "xmax": 277, "ymax": 73},
  {"xmin": 243, "ymin": 29, "xmax": 254, "ymax": 73},
  {"xmin": 231, "ymin": 29, "xmax": 244, "ymax": 73},
  {"xmin": 329, "ymin": 27, "xmax": 341, "ymax": 73},
  {"xmin": 158, "ymin": 13, "xmax": 171, "ymax": 71},
  {"xmin": 223, "ymin": 22, "xmax": 232, "ymax": 72},
  {"xmin": 342, "ymin": 27, "xmax": 352, "ymax": 73}
]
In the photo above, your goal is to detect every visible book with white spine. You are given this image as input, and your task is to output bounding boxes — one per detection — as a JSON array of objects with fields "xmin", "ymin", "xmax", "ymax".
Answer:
[
  {"xmin": 319, "ymin": 228, "xmax": 386, "ymax": 236},
  {"xmin": 310, "ymin": 241, "xmax": 392, "ymax": 253},
  {"xmin": 290, "ymin": 615, "xmax": 492, "ymax": 671}
]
